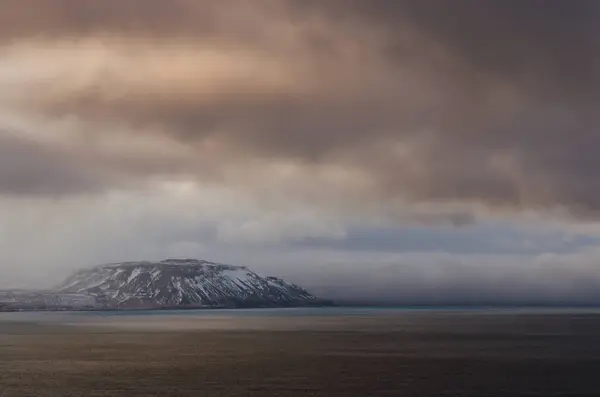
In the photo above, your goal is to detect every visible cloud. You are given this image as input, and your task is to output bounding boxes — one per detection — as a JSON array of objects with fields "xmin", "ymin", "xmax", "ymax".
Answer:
[
  {"xmin": 281, "ymin": 249, "xmax": 600, "ymax": 305},
  {"xmin": 216, "ymin": 212, "xmax": 347, "ymax": 244},
  {"xmin": 0, "ymin": 132, "xmax": 105, "ymax": 195},
  {"xmin": 4, "ymin": 1, "xmax": 600, "ymax": 306},
  {"xmin": 0, "ymin": 183, "xmax": 352, "ymax": 288},
  {"xmin": 0, "ymin": 1, "xmax": 598, "ymax": 219},
  {"xmin": 295, "ymin": 222, "xmax": 600, "ymax": 255},
  {"xmin": 2, "ymin": 179, "xmax": 600, "ymax": 306}
]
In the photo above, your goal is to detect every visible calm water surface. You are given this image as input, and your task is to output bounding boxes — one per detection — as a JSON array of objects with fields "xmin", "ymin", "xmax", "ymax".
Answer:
[{"xmin": 3, "ymin": 308, "xmax": 600, "ymax": 395}]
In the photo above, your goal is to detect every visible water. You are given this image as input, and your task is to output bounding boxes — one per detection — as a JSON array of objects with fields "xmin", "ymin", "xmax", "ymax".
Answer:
[{"xmin": 3, "ymin": 308, "xmax": 600, "ymax": 395}]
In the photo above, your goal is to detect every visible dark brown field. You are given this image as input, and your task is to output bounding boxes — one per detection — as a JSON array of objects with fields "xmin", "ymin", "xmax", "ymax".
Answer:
[{"xmin": 2, "ymin": 311, "xmax": 600, "ymax": 396}]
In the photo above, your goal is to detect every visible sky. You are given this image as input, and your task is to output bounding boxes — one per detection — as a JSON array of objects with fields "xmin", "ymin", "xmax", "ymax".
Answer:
[{"xmin": 1, "ymin": 0, "xmax": 600, "ymax": 304}]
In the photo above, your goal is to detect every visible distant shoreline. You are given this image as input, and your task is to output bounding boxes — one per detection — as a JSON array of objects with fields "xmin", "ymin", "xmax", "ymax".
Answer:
[
  {"xmin": 8, "ymin": 302, "xmax": 600, "ymax": 314},
  {"xmin": 0, "ymin": 301, "xmax": 336, "ymax": 313}
]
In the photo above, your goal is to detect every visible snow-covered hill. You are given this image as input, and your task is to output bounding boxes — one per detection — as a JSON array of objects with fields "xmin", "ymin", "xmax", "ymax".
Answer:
[
  {"xmin": 58, "ymin": 259, "xmax": 326, "ymax": 309},
  {"xmin": 0, "ymin": 290, "xmax": 96, "ymax": 310}
]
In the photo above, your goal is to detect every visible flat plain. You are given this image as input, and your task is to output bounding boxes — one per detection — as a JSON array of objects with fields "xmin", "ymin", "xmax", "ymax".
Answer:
[{"xmin": 2, "ymin": 309, "xmax": 600, "ymax": 396}]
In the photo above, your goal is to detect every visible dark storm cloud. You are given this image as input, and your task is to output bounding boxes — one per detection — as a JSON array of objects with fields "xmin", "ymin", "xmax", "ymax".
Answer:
[
  {"xmin": 340, "ymin": 0, "xmax": 599, "ymax": 101},
  {"xmin": 0, "ymin": 0, "xmax": 599, "ymax": 219},
  {"xmin": 322, "ymin": 0, "xmax": 600, "ymax": 212}
]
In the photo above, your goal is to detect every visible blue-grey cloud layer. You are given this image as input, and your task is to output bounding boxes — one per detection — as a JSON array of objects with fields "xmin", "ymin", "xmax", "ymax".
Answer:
[{"xmin": 295, "ymin": 223, "xmax": 600, "ymax": 255}]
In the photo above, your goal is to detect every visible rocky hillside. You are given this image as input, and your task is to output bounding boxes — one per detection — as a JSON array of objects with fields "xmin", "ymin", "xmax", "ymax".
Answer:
[{"xmin": 58, "ymin": 259, "xmax": 328, "ymax": 309}]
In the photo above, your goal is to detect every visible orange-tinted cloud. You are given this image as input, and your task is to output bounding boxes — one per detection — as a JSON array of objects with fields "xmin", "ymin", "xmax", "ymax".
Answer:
[{"xmin": 0, "ymin": 0, "xmax": 598, "ymax": 220}]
